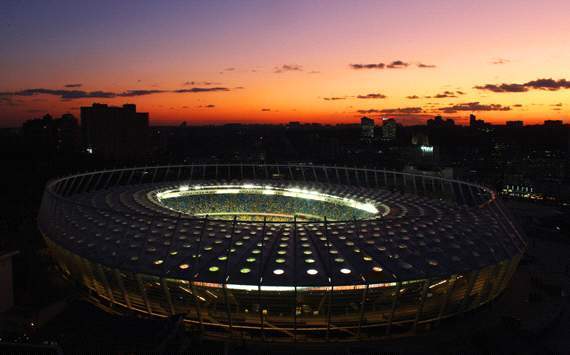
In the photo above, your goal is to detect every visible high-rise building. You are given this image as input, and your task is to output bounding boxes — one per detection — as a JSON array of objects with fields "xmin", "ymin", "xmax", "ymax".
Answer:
[
  {"xmin": 544, "ymin": 120, "xmax": 563, "ymax": 127},
  {"xmin": 469, "ymin": 113, "xmax": 477, "ymax": 127},
  {"xmin": 506, "ymin": 120, "xmax": 524, "ymax": 128},
  {"xmin": 360, "ymin": 116, "xmax": 375, "ymax": 141},
  {"xmin": 382, "ymin": 118, "xmax": 397, "ymax": 141},
  {"xmin": 81, "ymin": 103, "xmax": 149, "ymax": 160},
  {"xmin": 469, "ymin": 114, "xmax": 487, "ymax": 129}
]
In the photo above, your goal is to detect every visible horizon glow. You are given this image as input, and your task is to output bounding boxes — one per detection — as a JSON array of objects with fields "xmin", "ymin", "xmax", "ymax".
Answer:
[{"xmin": 1, "ymin": 0, "xmax": 569, "ymax": 127}]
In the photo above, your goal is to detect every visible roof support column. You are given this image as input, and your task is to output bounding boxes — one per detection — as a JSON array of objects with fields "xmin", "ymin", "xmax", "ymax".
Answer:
[
  {"xmin": 161, "ymin": 277, "xmax": 176, "ymax": 316},
  {"xmin": 413, "ymin": 279, "xmax": 430, "ymax": 332},
  {"xmin": 386, "ymin": 282, "xmax": 401, "ymax": 336},
  {"xmin": 136, "ymin": 273, "xmax": 153, "ymax": 315},
  {"xmin": 435, "ymin": 274, "xmax": 457, "ymax": 327},
  {"xmin": 115, "ymin": 269, "xmax": 132, "ymax": 310}
]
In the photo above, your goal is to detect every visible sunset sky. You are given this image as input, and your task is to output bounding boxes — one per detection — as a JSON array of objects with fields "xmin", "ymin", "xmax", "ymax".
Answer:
[{"xmin": 1, "ymin": 0, "xmax": 570, "ymax": 127}]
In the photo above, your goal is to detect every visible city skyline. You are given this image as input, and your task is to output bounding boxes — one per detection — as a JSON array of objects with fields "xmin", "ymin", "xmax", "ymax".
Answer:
[{"xmin": 1, "ymin": 0, "xmax": 570, "ymax": 127}]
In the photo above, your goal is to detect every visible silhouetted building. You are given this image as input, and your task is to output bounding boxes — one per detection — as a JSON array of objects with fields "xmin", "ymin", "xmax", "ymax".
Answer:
[
  {"xmin": 469, "ymin": 113, "xmax": 476, "ymax": 127},
  {"xmin": 21, "ymin": 114, "xmax": 55, "ymax": 147},
  {"xmin": 286, "ymin": 121, "xmax": 301, "ymax": 130},
  {"xmin": 426, "ymin": 115, "xmax": 454, "ymax": 128},
  {"xmin": 0, "ymin": 251, "xmax": 18, "ymax": 312},
  {"xmin": 21, "ymin": 113, "xmax": 79, "ymax": 152},
  {"xmin": 544, "ymin": 120, "xmax": 563, "ymax": 127},
  {"xmin": 81, "ymin": 103, "xmax": 149, "ymax": 161},
  {"xmin": 382, "ymin": 118, "xmax": 397, "ymax": 141},
  {"xmin": 53, "ymin": 113, "xmax": 80, "ymax": 152},
  {"xmin": 469, "ymin": 114, "xmax": 487, "ymax": 129},
  {"xmin": 411, "ymin": 131, "xmax": 429, "ymax": 146},
  {"xmin": 427, "ymin": 115, "xmax": 444, "ymax": 127},
  {"xmin": 360, "ymin": 116, "xmax": 374, "ymax": 141},
  {"xmin": 506, "ymin": 120, "xmax": 524, "ymax": 128}
]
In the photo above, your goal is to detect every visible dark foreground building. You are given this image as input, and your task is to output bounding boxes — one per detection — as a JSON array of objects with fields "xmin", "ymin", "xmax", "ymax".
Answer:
[
  {"xmin": 38, "ymin": 164, "xmax": 526, "ymax": 343},
  {"xmin": 81, "ymin": 103, "xmax": 149, "ymax": 161}
]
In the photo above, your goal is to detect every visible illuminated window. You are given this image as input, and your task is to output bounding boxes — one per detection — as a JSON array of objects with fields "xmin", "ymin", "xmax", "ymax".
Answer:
[
  {"xmin": 305, "ymin": 258, "xmax": 315, "ymax": 264},
  {"xmin": 273, "ymin": 269, "xmax": 284, "ymax": 275},
  {"xmin": 306, "ymin": 269, "xmax": 318, "ymax": 275},
  {"xmin": 209, "ymin": 266, "xmax": 220, "ymax": 272},
  {"xmin": 153, "ymin": 259, "xmax": 164, "ymax": 265},
  {"xmin": 218, "ymin": 256, "xmax": 227, "ymax": 261},
  {"xmin": 246, "ymin": 257, "xmax": 256, "ymax": 263},
  {"xmin": 372, "ymin": 266, "xmax": 383, "ymax": 272},
  {"xmin": 179, "ymin": 263, "xmax": 189, "ymax": 270},
  {"xmin": 276, "ymin": 258, "xmax": 286, "ymax": 264},
  {"xmin": 240, "ymin": 268, "xmax": 251, "ymax": 274},
  {"xmin": 340, "ymin": 268, "xmax": 351, "ymax": 274},
  {"xmin": 334, "ymin": 258, "xmax": 344, "ymax": 263}
]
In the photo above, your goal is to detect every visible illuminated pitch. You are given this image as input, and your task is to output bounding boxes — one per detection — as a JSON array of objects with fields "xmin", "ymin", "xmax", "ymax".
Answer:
[{"xmin": 152, "ymin": 184, "xmax": 388, "ymax": 221}]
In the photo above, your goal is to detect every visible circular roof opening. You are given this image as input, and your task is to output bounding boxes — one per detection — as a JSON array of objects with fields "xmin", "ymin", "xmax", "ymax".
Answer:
[{"xmin": 152, "ymin": 184, "xmax": 387, "ymax": 222}]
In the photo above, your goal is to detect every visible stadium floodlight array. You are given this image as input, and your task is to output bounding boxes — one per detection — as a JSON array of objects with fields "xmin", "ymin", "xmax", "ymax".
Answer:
[{"xmin": 153, "ymin": 184, "xmax": 383, "ymax": 221}]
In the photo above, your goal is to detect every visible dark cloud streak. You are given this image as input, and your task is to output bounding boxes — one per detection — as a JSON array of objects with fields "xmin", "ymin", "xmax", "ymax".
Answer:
[
  {"xmin": 475, "ymin": 78, "xmax": 570, "ymax": 92},
  {"xmin": 0, "ymin": 86, "xmax": 232, "ymax": 100},
  {"xmin": 386, "ymin": 60, "xmax": 408, "ymax": 69},
  {"xmin": 183, "ymin": 81, "xmax": 221, "ymax": 86},
  {"xmin": 417, "ymin": 63, "xmax": 436, "ymax": 68},
  {"xmin": 118, "ymin": 90, "xmax": 165, "ymax": 97},
  {"xmin": 274, "ymin": 64, "xmax": 303, "ymax": 73},
  {"xmin": 474, "ymin": 83, "xmax": 528, "ymax": 93},
  {"xmin": 356, "ymin": 93, "xmax": 387, "ymax": 99},
  {"xmin": 357, "ymin": 107, "xmax": 423, "ymax": 114},
  {"xmin": 431, "ymin": 90, "xmax": 465, "ymax": 98},
  {"xmin": 439, "ymin": 102, "xmax": 510, "ymax": 113},
  {"xmin": 173, "ymin": 87, "xmax": 230, "ymax": 93},
  {"xmin": 350, "ymin": 63, "xmax": 385, "ymax": 70},
  {"xmin": 351, "ymin": 60, "xmax": 435, "ymax": 70},
  {"xmin": 490, "ymin": 58, "xmax": 510, "ymax": 65}
]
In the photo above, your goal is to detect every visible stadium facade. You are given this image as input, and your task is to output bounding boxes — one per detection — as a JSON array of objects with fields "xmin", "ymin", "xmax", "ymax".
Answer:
[{"xmin": 38, "ymin": 164, "xmax": 526, "ymax": 342}]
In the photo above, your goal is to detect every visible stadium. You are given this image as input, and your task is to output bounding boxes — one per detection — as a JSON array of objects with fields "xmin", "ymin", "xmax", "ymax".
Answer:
[{"xmin": 37, "ymin": 164, "xmax": 526, "ymax": 342}]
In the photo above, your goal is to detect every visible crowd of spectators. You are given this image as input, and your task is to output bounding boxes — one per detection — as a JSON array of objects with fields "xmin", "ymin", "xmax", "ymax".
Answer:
[{"xmin": 161, "ymin": 192, "xmax": 374, "ymax": 221}]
